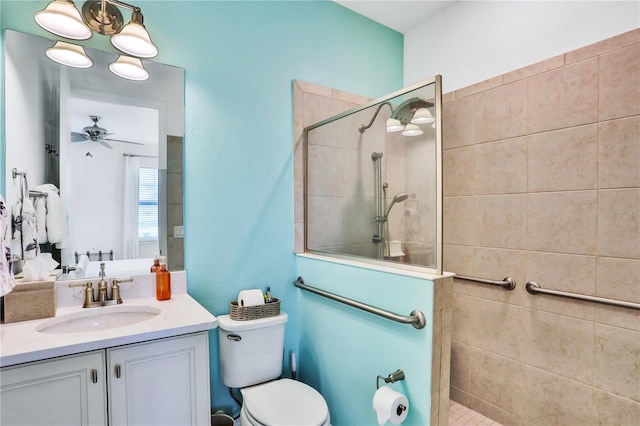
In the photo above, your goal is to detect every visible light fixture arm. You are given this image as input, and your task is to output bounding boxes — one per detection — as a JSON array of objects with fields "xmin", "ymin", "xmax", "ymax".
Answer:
[
  {"xmin": 101, "ymin": 0, "xmax": 139, "ymax": 13},
  {"xmin": 359, "ymin": 102, "xmax": 394, "ymax": 134}
]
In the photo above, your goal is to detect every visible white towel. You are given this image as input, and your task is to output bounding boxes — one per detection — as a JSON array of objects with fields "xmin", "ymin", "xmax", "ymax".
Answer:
[
  {"xmin": 35, "ymin": 196, "xmax": 48, "ymax": 244},
  {"xmin": 11, "ymin": 200, "xmax": 21, "ymax": 242},
  {"xmin": 33, "ymin": 184, "xmax": 67, "ymax": 249},
  {"xmin": 1, "ymin": 195, "xmax": 16, "ymax": 297},
  {"xmin": 20, "ymin": 198, "xmax": 39, "ymax": 260}
]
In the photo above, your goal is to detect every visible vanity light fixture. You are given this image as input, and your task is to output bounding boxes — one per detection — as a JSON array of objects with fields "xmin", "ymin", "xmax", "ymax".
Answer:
[
  {"xmin": 109, "ymin": 55, "xmax": 149, "ymax": 81},
  {"xmin": 360, "ymin": 97, "xmax": 434, "ymax": 137},
  {"xmin": 401, "ymin": 123, "xmax": 424, "ymax": 137},
  {"xmin": 35, "ymin": 0, "xmax": 157, "ymax": 80},
  {"xmin": 45, "ymin": 41, "xmax": 93, "ymax": 68},
  {"xmin": 410, "ymin": 107, "xmax": 435, "ymax": 124},
  {"xmin": 386, "ymin": 118, "xmax": 404, "ymax": 132},
  {"xmin": 34, "ymin": 0, "xmax": 92, "ymax": 40}
]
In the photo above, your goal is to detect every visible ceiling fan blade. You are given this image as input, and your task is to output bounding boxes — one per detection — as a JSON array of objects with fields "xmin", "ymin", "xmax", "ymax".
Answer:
[
  {"xmin": 103, "ymin": 138, "xmax": 144, "ymax": 146},
  {"xmin": 99, "ymin": 140, "xmax": 114, "ymax": 150},
  {"xmin": 71, "ymin": 131, "xmax": 88, "ymax": 142}
]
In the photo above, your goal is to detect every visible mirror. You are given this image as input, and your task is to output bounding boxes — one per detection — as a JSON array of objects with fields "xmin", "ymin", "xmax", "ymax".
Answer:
[{"xmin": 4, "ymin": 29, "xmax": 185, "ymax": 277}]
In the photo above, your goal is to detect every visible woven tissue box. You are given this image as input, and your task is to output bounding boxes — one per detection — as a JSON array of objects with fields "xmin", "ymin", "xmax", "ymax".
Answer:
[
  {"xmin": 229, "ymin": 299, "xmax": 280, "ymax": 321},
  {"xmin": 3, "ymin": 279, "xmax": 56, "ymax": 323}
]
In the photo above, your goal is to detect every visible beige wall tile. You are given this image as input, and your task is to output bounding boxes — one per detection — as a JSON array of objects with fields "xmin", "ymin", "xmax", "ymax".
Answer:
[
  {"xmin": 474, "ymin": 137, "xmax": 527, "ymax": 195},
  {"xmin": 456, "ymin": 75, "xmax": 503, "ymax": 99},
  {"xmin": 525, "ymin": 252, "xmax": 597, "ymax": 320},
  {"xmin": 452, "ymin": 294, "xmax": 527, "ymax": 360},
  {"xmin": 595, "ymin": 303, "xmax": 640, "ymax": 332},
  {"xmin": 596, "ymin": 257, "xmax": 640, "ymax": 304},
  {"xmin": 527, "ymin": 191, "xmax": 598, "ymax": 255},
  {"xmin": 474, "ymin": 79, "xmax": 527, "ymax": 143},
  {"xmin": 450, "ymin": 341, "xmax": 473, "ymax": 393},
  {"xmin": 504, "ymin": 54, "xmax": 565, "ymax": 84},
  {"xmin": 331, "ymin": 88, "xmax": 369, "ymax": 105},
  {"xmin": 565, "ymin": 28, "xmax": 640, "ymax": 64},
  {"xmin": 470, "ymin": 351, "xmax": 525, "ymax": 417},
  {"xmin": 296, "ymin": 79, "xmax": 332, "ymax": 98},
  {"xmin": 593, "ymin": 390, "xmax": 640, "ymax": 426},
  {"xmin": 524, "ymin": 310, "xmax": 595, "ymax": 385},
  {"xmin": 444, "ymin": 146, "xmax": 475, "ymax": 196},
  {"xmin": 474, "ymin": 194, "xmax": 527, "ymax": 249},
  {"xmin": 528, "ymin": 57, "xmax": 598, "ymax": 133},
  {"xmin": 293, "ymin": 116, "xmax": 304, "ymax": 172},
  {"xmin": 443, "ymin": 91, "xmax": 456, "ymax": 103},
  {"xmin": 293, "ymin": 81, "xmax": 304, "ymax": 118},
  {"xmin": 302, "ymin": 93, "xmax": 344, "ymax": 130},
  {"xmin": 528, "ymin": 124, "xmax": 598, "ymax": 192},
  {"xmin": 469, "ymin": 247, "xmax": 528, "ymax": 306},
  {"xmin": 600, "ymin": 44, "xmax": 640, "ymax": 121},
  {"xmin": 444, "ymin": 244, "xmax": 474, "ymax": 276},
  {"xmin": 443, "ymin": 96, "xmax": 474, "ymax": 149},
  {"xmin": 599, "ymin": 116, "xmax": 640, "ymax": 189},
  {"xmin": 594, "ymin": 323, "xmax": 640, "ymax": 402},
  {"xmin": 597, "ymin": 189, "xmax": 640, "ymax": 259},
  {"xmin": 522, "ymin": 366, "xmax": 593, "ymax": 425},
  {"xmin": 449, "ymin": 387, "xmax": 470, "ymax": 407},
  {"xmin": 444, "ymin": 196, "xmax": 475, "ymax": 246}
]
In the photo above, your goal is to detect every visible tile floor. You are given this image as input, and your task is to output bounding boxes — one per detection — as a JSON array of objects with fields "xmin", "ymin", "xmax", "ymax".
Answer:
[{"xmin": 449, "ymin": 400, "xmax": 503, "ymax": 426}]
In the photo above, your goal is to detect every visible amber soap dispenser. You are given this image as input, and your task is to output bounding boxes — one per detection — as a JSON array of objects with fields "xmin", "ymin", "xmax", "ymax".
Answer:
[{"xmin": 155, "ymin": 256, "xmax": 171, "ymax": 301}]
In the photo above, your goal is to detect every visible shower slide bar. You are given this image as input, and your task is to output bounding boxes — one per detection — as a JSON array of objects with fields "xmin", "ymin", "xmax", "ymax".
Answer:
[
  {"xmin": 294, "ymin": 276, "xmax": 426, "ymax": 329},
  {"xmin": 526, "ymin": 281, "xmax": 640, "ymax": 311},
  {"xmin": 455, "ymin": 275, "xmax": 516, "ymax": 290}
]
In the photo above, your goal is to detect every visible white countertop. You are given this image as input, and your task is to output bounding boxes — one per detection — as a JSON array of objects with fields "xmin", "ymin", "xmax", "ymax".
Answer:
[{"xmin": 0, "ymin": 271, "xmax": 218, "ymax": 367}]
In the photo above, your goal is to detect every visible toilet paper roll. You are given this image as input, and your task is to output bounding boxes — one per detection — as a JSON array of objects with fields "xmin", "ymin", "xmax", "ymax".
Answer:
[
  {"xmin": 373, "ymin": 386, "xmax": 409, "ymax": 425},
  {"xmin": 238, "ymin": 289, "xmax": 265, "ymax": 307},
  {"xmin": 75, "ymin": 254, "xmax": 90, "ymax": 276}
]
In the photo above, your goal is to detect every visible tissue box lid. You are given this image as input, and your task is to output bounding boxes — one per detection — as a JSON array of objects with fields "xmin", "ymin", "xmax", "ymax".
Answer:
[{"xmin": 12, "ymin": 279, "xmax": 55, "ymax": 292}]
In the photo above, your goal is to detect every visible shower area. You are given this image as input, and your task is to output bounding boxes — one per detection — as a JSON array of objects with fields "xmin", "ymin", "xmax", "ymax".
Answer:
[{"xmin": 303, "ymin": 77, "xmax": 442, "ymax": 273}]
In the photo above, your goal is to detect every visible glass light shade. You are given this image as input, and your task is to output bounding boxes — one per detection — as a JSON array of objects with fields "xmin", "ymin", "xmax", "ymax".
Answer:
[
  {"xmin": 111, "ymin": 22, "xmax": 158, "ymax": 58},
  {"xmin": 402, "ymin": 123, "xmax": 424, "ymax": 137},
  {"xmin": 386, "ymin": 118, "xmax": 404, "ymax": 132},
  {"xmin": 109, "ymin": 55, "xmax": 149, "ymax": 81},
  {"xmin": 45, "ymin": 41, "xmax": 93, "ymax": 68},
  {"xmin": 34, "ymin": 0, "xmax": 92, "ymax": 40},
  {"xmin": 410, "ymin": 107, "xmax": 435, "ymax": 124}
]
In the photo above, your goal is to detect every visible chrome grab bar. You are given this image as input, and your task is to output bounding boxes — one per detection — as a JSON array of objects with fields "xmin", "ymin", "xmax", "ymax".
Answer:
[
  {"xmin": 526, "ymin": 281, "xmax": 640, "ymax": 311},
  {"xmin": 455, "ymin": 275, "xmax": 516, "ymax": 290},
  {"xmin": 294, "ymin": 277, "xmax": 426, "ymax": 329}
]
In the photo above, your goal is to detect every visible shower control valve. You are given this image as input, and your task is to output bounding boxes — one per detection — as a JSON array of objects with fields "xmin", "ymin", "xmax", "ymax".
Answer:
[{"xmin": 372, "ymin": 235, "xmax": 383, "ymax": 244}]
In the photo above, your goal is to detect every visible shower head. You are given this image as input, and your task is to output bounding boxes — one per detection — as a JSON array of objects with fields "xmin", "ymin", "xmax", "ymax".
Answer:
[{"xmin": 383, "ymin": 192, "xmax": 409, "ymax": 217}]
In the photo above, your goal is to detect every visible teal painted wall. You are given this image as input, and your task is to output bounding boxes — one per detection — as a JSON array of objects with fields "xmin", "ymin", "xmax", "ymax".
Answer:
[
  {"xmin": 297, "ymin": 255, "xmax": 434, "ymax": 425},
  {"xmin": 1, "ymin": 0, "xmax": 403, "ymax": 413}
]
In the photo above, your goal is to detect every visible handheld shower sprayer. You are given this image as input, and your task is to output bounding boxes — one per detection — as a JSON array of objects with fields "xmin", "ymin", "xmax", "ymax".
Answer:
[{"xmin": 383, "ymin": 192, "xmax": 409, "ymax": 218}]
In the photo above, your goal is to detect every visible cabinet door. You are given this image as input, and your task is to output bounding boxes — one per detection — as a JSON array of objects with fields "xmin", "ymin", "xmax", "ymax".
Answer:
[
  {"xmin": 107, "ymin": 332, "xmax": 210, "ymax": 426},
  {"xmin": 0, "ymin": 351, "xmax": 107, "ymax": 426}
]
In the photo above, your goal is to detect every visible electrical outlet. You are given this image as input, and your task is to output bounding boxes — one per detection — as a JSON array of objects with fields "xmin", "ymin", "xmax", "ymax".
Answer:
[{"xmin": 174, "ymin": 226, "xmax": 184, "ymax": 238}]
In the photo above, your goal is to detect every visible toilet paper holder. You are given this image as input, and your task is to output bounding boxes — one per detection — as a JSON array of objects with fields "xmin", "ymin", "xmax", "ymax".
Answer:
[{"xmin": 376, "ymin": 369, "xmax": 405, "ymax": 389}]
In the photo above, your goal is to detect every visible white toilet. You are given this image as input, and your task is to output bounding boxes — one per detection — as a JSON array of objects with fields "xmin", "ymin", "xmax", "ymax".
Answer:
[{"xmin": 218, "ymin": 312, "xmax": 330, "ymax": 426}]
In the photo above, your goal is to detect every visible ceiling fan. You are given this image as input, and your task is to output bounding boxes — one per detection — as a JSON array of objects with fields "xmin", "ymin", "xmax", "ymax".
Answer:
[{"xmin": 71, "ymin": 115, "xmax": 144, "ymax": 150}]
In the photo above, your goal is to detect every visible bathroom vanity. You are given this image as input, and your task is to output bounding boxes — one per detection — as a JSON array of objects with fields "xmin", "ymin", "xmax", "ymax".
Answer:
[{"xmin": 0, "ymin": 271, "xmax": 217, "ymax": 425}]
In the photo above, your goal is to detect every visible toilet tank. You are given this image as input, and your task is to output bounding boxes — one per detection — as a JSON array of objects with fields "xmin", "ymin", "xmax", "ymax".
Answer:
[{"xmin": 218, "ymin": 312, "xmax": 288, "ymax": 388}]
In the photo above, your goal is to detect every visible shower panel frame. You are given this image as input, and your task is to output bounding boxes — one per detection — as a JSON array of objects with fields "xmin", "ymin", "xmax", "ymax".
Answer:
[{"xmin": 303, "ymin": 76, "xmax": 443, "ymax": 275}]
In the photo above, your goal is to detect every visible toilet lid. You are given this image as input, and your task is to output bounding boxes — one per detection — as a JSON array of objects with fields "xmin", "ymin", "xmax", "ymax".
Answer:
[{"xmin": 243, "ymin": 379, "xmax": 329, "ymax": 425}]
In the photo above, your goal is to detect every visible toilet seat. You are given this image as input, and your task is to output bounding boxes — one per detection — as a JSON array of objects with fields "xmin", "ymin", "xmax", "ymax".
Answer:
[{"xmin": 241, "ymin": 379, "xmax": 329, "ymax": 426}]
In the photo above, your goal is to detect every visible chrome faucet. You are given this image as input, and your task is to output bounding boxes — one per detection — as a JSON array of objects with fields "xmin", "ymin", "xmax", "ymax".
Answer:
[{"xmin": 68, "ymin": 263, "xmax": 133, "ymax": 308}]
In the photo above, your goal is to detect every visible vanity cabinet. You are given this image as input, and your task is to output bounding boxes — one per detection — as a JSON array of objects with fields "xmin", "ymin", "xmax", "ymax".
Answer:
[
  {"xmin": 0, "ymin": 351, "xmax": 107, "ymax": 425},
  {"xmin": 0, "ymin": 332, "xmax": 210, "ymax": 426}
]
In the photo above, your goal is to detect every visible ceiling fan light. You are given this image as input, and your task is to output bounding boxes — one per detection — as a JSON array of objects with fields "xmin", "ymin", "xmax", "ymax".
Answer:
[
  {"xmin": 109, "ymin": 55, "xmax": 149, "ymax": 81},
  {"xmin": 402, "ymin": 123, "xmax": 424, "ymax": 137},
  {"xmin": 46, "ymin": 41, "xmax": 93, "ymax": 68},
  {"xmin": 110, "ymin": 10, "xmax": 158, "ymax": 58},
  {"xmin": 34, "ymin": 0, "xmax": 92, "ymax": 40},
  {"xmin": 386, "ymin": 118, "xmax": 404, "ymax": 133},
  {"xmin": 410, "ymin": 107, "xmax": 435, "ymax": 124}
]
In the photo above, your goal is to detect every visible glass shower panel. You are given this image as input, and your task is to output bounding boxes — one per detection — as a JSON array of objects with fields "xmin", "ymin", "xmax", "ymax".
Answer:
[{"xmin": 304, "ymin": 77, "xmax": 442, "ymax": 274}]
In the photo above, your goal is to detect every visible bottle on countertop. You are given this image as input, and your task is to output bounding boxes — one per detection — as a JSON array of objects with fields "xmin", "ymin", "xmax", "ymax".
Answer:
[
  {"xmin": 156, "ymin": 256, "xmax": 171, "ymax": 301},
  {"xmin": 150, "ymin": 253, "xmax": 160, "ymax": 273},
  {"xmin": 264, "ymin": 286, "xmax": 273, "ymax": 303}
]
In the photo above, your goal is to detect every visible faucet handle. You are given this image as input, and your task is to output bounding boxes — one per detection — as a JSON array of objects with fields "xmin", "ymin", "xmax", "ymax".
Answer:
[
  {"xmin": 110, "ymin": 278, "xmax": 132, "ymax": 305},
  {"xmin": 69, "ymin": 282, "xmax": 95, "ymax": 308}
]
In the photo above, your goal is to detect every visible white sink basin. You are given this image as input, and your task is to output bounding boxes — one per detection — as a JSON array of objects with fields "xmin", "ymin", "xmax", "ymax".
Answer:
[{"xmin": 36, "ymin": 305, "xmax": 161, "ymax": 334}]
